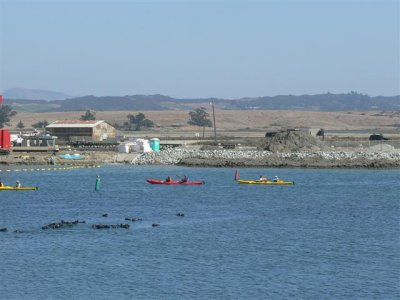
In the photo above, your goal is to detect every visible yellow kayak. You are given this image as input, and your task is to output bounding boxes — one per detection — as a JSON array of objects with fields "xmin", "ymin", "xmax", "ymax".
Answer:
[
  {"xmin": 0, "ymin": 186, "xmax": 38, "ymax": 191},
  {"xmin": 237, "ymin": 179, "xmax": 295, "ymax": 185}
]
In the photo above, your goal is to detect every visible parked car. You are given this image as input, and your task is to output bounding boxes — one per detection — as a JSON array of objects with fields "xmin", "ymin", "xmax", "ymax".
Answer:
[{"xmin": 369, "ymin": 134, "xmax": 390, "ymax": 141}]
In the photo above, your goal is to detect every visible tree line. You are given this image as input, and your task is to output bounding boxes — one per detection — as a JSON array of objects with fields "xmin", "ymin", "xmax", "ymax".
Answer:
[{"xmin": 6, "ymin": 92, "xmax": 400, "ymax": 113}]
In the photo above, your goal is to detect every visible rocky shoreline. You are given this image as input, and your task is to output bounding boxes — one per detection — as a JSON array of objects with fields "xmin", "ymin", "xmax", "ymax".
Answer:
[
  {"xmin": 131, "ymin": 148, "xmax": 400, "ymax": 169},
  {"xmin": 1, "ymin": 148, "xmax": 400, "ymax": 169}
]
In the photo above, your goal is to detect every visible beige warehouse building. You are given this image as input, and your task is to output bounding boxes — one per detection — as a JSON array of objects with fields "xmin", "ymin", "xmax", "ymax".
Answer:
[{"xmin": 46, "ymin": 120, "xmax": 116, "ymax": 142}]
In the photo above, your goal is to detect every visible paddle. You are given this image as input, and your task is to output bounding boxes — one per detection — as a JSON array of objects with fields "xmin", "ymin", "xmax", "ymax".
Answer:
[{"xmin": 234, "ymin": 170, "xmax": 240, "ymax": 181}]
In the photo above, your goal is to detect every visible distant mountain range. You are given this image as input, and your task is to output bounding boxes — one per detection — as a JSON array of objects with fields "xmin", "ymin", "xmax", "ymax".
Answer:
[
  {"xmin": 3, "ymin": 87, "xmax": 71, "ymax": 101},
  {"xmin": 2, "ymin": 90, "xmax": 399, "ymax": 112}
]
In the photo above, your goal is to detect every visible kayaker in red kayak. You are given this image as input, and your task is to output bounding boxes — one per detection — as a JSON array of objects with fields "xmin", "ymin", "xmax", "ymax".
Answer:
[
  {"xmin": 164, "ymin": 175, "xmax": 189, "ymax": 183},
  {"xmin": 147, "ymin": 177, "xmax": 204, "ymax": 185},
  {"xmin": 179, "ymin": 175, "xmax": 189, "ymax": 183}
]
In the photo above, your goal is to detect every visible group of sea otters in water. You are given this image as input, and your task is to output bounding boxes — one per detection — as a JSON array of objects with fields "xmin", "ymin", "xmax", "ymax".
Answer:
[{"xmin": 0, "ymin": 212, "xmax": 186, "ymax": 233}]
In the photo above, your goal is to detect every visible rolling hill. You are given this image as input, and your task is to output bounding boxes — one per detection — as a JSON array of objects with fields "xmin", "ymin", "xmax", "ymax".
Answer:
[
  {"xmin": 2, "ymin": 91, "xmax": 399, "ymax": 112},
  {"xmin": 3, "ymin": 87, "xmax": 71, "ymax": 101}
]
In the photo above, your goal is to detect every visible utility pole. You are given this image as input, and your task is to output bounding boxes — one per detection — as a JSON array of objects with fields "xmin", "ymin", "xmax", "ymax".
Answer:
[{"xmin": 211, "ymin": 101, "xmax": 217, "ymax": 142}]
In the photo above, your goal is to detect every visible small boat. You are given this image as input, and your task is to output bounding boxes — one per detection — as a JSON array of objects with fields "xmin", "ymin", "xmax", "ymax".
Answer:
[
  {"xmin": 146, "ymin": 179, "xmax": 204, "ymax": 185},
  {"xmin": 236, "ymin": 179, "xmax": 295, "ymax": 185},
  {"xmin": 0, "ymin": 186, "xmax": 38, "ymax": 191}
]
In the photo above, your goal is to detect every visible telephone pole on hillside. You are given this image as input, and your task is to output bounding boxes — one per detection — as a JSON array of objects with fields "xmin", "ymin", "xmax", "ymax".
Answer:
[{"xmin": 211, "ymin": 101, "xmax": 217, "ymax": 142}]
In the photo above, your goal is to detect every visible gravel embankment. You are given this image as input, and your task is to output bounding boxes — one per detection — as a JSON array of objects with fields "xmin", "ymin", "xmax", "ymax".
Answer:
[{"xmin": 131, "ymin": 148, "xmax": 400, "ymax": 168}]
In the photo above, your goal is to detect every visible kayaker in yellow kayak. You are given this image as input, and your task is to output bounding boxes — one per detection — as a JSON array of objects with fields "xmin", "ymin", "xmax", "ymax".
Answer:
[
  {"xmin": 15, "ymin": 180, "xmax": 21, "ymax": 188},
  {"xmin": 0, "ymin": 177, "xmax": 4, "ymax": 187},
  {"xmin": 258, "ymin": 175, "xmax": 269, "ymax": 182}
]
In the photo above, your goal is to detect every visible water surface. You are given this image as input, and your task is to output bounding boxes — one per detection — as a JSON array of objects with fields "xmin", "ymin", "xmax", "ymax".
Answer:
[{"xmin": 1, "ymin": 166, "xmax": 399, "ymax": 299}]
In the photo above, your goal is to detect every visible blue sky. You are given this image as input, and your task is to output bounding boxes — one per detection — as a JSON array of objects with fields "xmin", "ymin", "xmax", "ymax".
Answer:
[{"xmin": 0, "ymin": 0, "xmax": 399, "ymax": 98}]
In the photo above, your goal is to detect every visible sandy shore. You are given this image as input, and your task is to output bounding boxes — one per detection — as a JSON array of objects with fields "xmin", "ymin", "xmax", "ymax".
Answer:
[{"xmin": 1, "ymin": 148, "xmax": 399, "ymax": 169}]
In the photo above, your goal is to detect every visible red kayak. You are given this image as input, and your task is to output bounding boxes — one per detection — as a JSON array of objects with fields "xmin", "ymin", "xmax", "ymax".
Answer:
[{"xmin": 146, "ymin": 179, "xmax": 204, "ymax": 185}]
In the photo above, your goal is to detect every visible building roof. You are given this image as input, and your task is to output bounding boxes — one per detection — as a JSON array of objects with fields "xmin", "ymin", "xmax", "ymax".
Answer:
[{"xmin": 46, "ymin": 120, "xmax": 107, "ymax": 128}]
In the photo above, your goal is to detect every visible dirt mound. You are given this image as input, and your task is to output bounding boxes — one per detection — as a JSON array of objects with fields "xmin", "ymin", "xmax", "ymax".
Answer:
[{"xmin": 258, "ymin": 130, "xmax": 324, "ymax": 152}]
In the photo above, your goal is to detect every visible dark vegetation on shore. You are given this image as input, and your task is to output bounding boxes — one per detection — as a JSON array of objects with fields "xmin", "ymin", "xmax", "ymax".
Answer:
[{"xmin": 4, "ymin": 92, "xmax": 400, "ymax": 113}]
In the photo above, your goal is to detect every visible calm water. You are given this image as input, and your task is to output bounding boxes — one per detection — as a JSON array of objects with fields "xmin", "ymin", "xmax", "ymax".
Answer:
[{"xmin": 0, "ymin": 166, "xmax": 399, "ymax": 299}]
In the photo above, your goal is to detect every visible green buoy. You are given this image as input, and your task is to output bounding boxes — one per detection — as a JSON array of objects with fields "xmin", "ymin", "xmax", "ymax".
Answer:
[{"xmin": 95, "ymin": 175, "xmax": 101, "ymax": 191}]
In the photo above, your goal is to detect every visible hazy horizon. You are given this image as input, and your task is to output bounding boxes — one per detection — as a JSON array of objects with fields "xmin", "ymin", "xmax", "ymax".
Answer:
[{"xmin": 1, "ymin": 0, "xmax": 399, "ymax": 98}]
